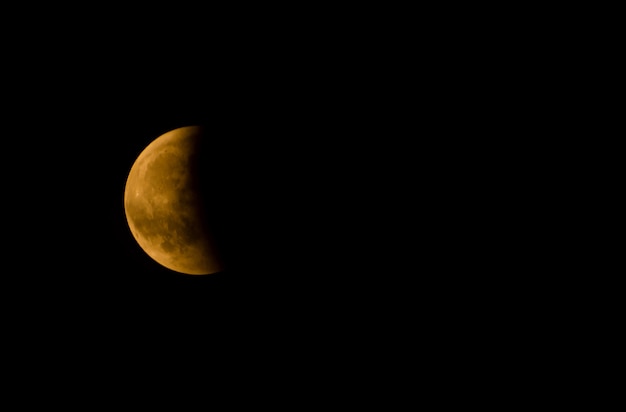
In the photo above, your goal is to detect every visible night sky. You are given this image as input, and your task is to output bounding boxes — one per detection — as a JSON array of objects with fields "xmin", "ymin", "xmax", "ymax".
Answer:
[
  {"xmin": 0, "ymin": 6, "xmax": 552, "ymax": 405},
  {"xmin": 7, "ymin": 56, "xmax": 372, "ymax": 336},
  {"xmin": 2, "ymin": 12, "xmax": 420, "ymax": 399}
]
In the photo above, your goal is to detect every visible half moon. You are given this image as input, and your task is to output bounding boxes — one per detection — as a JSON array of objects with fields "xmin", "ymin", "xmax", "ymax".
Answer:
[{"xmin": 123, "ymin": 125, "xmax": 223, "ymax": 275}]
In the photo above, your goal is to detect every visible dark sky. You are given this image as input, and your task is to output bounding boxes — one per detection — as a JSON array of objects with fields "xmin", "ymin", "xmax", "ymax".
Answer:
[
  {"xmin": 1, "ymin": 13, "xmax": 423, "ymax": 398},
  {"xmin": 6, "ymin": 51, "xmax": 371, "ymax": 334},
  {"xmin": 0, "ymin": 7, "xmax": 554, "ymax": 404}
]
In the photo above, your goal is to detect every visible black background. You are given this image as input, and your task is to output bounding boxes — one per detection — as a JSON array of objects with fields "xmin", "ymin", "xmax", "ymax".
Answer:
[
  {"xmin": 1, "ymin": 6, "xmax": 524, "ymax": 402},
  {"xmin": 0, "ymin": 5, "xmax": 572, "ymax": 407},
  {"xmin": 2, "ymin": 11, "xmax": 413, "ymax": 384}
]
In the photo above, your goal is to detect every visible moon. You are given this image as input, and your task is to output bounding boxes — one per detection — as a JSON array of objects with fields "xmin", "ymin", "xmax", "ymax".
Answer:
[{"xmin": 123, "ymin": 125, "xmax": 223, "ymax": 275}]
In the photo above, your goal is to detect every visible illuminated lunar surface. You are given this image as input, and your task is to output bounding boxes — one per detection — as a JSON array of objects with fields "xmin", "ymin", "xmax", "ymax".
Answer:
[{"xmin": 124, "ymin": 126, "xmax": 223, "ymax": 275}]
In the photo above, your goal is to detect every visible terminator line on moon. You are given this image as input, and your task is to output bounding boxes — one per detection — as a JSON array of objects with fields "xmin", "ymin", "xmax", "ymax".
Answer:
[{"xmin": 123, "ymin": 125, "xmax": 223, "ymax": 275}]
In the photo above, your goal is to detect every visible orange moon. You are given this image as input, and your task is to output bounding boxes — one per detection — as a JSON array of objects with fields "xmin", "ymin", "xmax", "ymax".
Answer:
[{"xmin": 123, "ymin": 125, "xmax": 223, "ymax": 275}]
